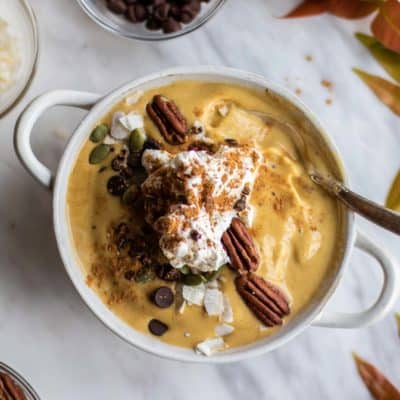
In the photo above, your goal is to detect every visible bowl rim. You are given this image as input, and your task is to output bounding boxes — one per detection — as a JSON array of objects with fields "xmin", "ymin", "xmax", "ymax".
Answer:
[
  {"xmin": 53, "ymin": 66, "xmax": 355, "ymax": 363},
  {"xmin": 0, "ymin": 0, "xmax": 39, "ymax": 118},
  {"xmin": 0, "ymin": 362, "xmax": 40, "ymax": 399},
  {"xmin": 75, "ymin": 0, "xmax": 226, "ymax": 41}
]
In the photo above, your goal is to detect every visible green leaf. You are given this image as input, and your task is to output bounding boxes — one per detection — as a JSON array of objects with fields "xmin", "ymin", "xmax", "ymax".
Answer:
[
  {"xmin": 356, "ymin": 33, "xmax": 400, "ymax": 83},
  {"xmin": 353, "ymin": 68, "xmax": 400, "ymax": 116}
]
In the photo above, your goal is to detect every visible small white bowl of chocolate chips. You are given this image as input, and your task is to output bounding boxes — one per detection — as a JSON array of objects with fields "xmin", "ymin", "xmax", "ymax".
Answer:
[{"xmin": 76, "ymin": 0, "xmax": 226, "ymax": 40}]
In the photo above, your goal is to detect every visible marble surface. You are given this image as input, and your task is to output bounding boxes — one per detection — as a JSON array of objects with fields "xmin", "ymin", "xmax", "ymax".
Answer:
[{"xmin": 1, "ymin": 0, "xmax": 400, "ymax": 398}]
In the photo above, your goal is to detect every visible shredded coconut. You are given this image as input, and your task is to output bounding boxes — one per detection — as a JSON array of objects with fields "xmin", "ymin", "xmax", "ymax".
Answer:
[{"xmin": 0, "ymin": 18, "xmax": 20, "ymax": 93}]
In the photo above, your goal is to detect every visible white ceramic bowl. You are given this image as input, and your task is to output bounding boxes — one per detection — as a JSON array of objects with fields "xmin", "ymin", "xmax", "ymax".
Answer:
[
  {"xmin": 76, "ymin": 0, "xmax": 226, "ymax": 41},
  {"xmin": 14, "ymin": 67, "xmax": 400, "ymax": 363},
  {"xmin": 0, "ymin": 0, "xmax": 38, "ymax": 117}
]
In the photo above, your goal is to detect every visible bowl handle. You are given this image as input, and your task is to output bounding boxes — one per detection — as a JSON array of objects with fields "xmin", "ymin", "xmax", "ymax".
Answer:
[
  {"xmin": 312, "ymin": 230, "xmax": 399, "ymax": 328},
  {"xmin": 14, "ymin": 90, "xmax": 101, "ymax": 189}
]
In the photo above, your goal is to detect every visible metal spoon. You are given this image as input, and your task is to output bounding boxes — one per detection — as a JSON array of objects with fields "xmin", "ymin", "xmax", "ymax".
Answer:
[{"xmin": 247, "ymin": 109, "xmax": 400, "ymax": 235}]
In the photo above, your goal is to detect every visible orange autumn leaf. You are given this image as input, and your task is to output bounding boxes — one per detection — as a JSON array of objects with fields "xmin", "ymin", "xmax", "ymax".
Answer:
[
  {"xmin": 372, "ymin": 0, "xmax": 400, "ymax": 53},
  {"xmin": 282, "ymin": 0, "xmax": 329, "ymax": 18},
  {"xmin": 283, "ymin": 0, "xmax": 378, "ymax": 19},
  {"xmin": 353, "ymin": 353, "xmax": 400, "ymax": 400},
  {"xmin": 353, "ymin": 68, "xmax": 400, "ymax": 116},
  {"xmin": 327, "ymin": 0, "xmax": 379, "ymax": 19}
]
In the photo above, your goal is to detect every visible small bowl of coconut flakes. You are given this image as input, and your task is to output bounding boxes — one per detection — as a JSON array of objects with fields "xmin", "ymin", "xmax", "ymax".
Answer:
[{"xmin": 0, "ymin": 0, "xmax": 38, "ymax": 117}]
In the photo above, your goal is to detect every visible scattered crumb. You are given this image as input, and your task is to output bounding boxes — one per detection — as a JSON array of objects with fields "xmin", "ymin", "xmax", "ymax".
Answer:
[
  {"xmin": 321, "ymin": 79, "xmax": 333, "ymax": 91},
  {"xmin": 325, "ymin": 98, "xmax": 333, "ymax": 105},
  {"xmin": 295, "ymin": 88, "xmax": 302, "ymax": 96},
  {"xmin": 305, "ymin": 54, "xmax": 313, "ymax": 62},
  {"xmin": 184, "ymin": 332, "xmax": 191, "ymax": 337}
]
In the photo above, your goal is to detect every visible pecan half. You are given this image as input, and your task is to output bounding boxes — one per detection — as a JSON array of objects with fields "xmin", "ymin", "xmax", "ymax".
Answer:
[
  {"xmin": 235, "ymin": 273, "xmax": 290, "ymax": 327},
  {"xmin": 0, "ymin": 372, "xmax": 27, "ymax": 400},
  {"xmin": 221, "ymin": 218, "xmax": 260, "ymax": 273},
  {"xmin": 146, "ymin": 95, "xmax": 188, "ymax": 145}
]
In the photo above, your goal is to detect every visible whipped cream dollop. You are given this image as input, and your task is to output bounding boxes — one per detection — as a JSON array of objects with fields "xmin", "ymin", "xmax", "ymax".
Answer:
[{"xmin": 141, "ymin": 145, "xmax": 261, "ymax": 273}]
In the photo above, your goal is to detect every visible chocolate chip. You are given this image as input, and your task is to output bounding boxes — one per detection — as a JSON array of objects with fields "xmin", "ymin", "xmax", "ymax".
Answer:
[
  {"xmin": 107, "ymin": 0, "xmax": 127, "ymax": 14},
  {"xmin": 107, "ymin": 175, "xmax": 128, "ymax": 196},
  {"xmin": 127, "ymin": 151, "xmax": 143, "ymax": 168},
  {"xmin": 152, "ymin": 286, "xmax": 174, "ymax": 308},
  {"xmin": 117, "ymin": 236, "xmax": 130, "ymax": 250},
  {"xmin": 178, "ymin": 4, "xmax": 197, "ymax": 23},
  {"xmin": 146, "ymin": 17, "xmax": 162, "ymax": 30},
  {"xmin": 111, "ymin": 155, "xmax": 126, "ymax": 171},
  {"xmin": 141, "ymin": 223, "xmax": 154, "ymax": 235},
  {"xmin": 224, "ymin": 138, "xmax": 238, "ymax": 147},
  {"xmin": 153, "ymin": 3, "xmax": 171, "ymax": 21},
  {"xmin": 129, "ymin": 235, "xmax": 147, "ymax": 255},
  {"xmin": 126, "ymin": 3, "xmax": 148, "ymax": 22},
  {"xmin": 190, "ymin": 229, "xmax": 201, "ymax": 241},
  {"xmin": 115, "ymin": 222, "xmax": 129, "ymax": 236},
  {"xmin": 156, "ymin": 264, "xmax": 182, "ymax": 281},
  {"xmin": 143, "ymin": 138, "xmax": 162, "ymax": 150},
  {"xmin": 124, "ymin": 270, "xmax": 135, "ymax": 281},
  {"xmin": 148, "ymin": 319, "xmax": 168, "ymax": 336},
  {"xmin": 120, "ymin": 165, "xmax": 136, "ymax": 180},
  {"xmin": 162, "ymin": 17, "xmax": 181, "ymax": 33}
]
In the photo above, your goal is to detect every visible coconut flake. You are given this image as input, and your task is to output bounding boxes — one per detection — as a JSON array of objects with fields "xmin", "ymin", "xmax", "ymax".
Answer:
[
  {"xmin": 204, "ymin": 288, "xmax": 224, "ymax": 316},
  {"xmin": 206, "ymin": 280, "xmax": 219, "ymax": 289},
  {"xmin": 215, "ymin": 324, "xmax": 234, "ymax": 337},
  {"xmin": 103, "ymin": 135, "xmax": 117, "ymax": 145},
  {"xmin": 119, "ymin": 112, "xmax": 144, "ymax": 132},
  {"xmin": 221, "ymin": 295, "xmax": 234, "ymax": 323},
  {"xmin": 217, "ymin": 104, "xmax": 229, "ymax": 117},
  {"xmin": 110, "ymin": 111, "xmax": 129, "ymax": 140},
  {"xmin": 125, "ymin": 90, "xmax": 144, "ymax": 105},
  {"xmin": 196, "ymin": 337, "xmax": 225, "ymax": 356},
  {"xmin": 182, "ymin": 284, "xmax": 205, "ymax": 306}
]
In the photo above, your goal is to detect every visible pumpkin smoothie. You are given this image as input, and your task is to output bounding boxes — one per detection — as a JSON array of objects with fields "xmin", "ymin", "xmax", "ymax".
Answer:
[{"xmin": 67, "ymin": 80, "xmax": 345, "ymax": 355}]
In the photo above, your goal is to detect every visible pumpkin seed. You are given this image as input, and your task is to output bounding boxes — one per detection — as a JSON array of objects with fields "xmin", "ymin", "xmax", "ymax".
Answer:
[
  {"xmin": 89, "ymin": 144, "xmax": 110, "ymax": 164},
  {"xmin": 121, "ymin": 184, "xmax": 140, "ymax": 205},
  {"xmin": 204, "ymin": 264, "xmax": 227, "ymax": 282},
  {"xmin": 90, "ymin": 124, "xmax": 109, "ymax": 143},
  {"xmin": 180, "ymin": 265, "xmax": 191, "ymax": 275},
  {"xmin": 135, "ymin": 265, "xmax": 155, "ymax": 284},
  {"xmin": 131, "ymin": 167, "xmax": 148, "ymax": 184},
  {"xmin": 129, "ymin": 128, "xmax": 147, "ymax": 152},
  {"xmin": 182, "ymin": 273, "xmax": 205, "ymax": 286}
]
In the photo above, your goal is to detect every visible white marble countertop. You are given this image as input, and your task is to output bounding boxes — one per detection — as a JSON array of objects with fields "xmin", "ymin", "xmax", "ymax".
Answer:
[{"xmin": 1, "ymin": 0, "xmax": 400, "ymax": 398}]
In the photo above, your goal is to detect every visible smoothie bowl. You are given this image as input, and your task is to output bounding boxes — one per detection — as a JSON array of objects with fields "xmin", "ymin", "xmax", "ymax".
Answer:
[{"xmin": 14, "ymin": 67, "xmax": 400, "ymax": 362}]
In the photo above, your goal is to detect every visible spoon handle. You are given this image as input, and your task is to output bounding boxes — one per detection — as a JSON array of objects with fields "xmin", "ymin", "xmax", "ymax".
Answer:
[{"xmin": 311, "ymin": 173, "xmax": 400, "ymax": 235}]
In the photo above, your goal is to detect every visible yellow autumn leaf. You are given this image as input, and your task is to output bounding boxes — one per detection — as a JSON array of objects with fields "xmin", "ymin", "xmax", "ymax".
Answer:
[
  {"xmin": 386, "ymin": 170, "xmax": 400, "ymax": 211},
  {"xmin": 356, "ymin": 33, "xmax": 400, "ymax": 83},
  {"xmin": 353, "ymin": 68, "xmax": 400, "ymax": 116}
]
